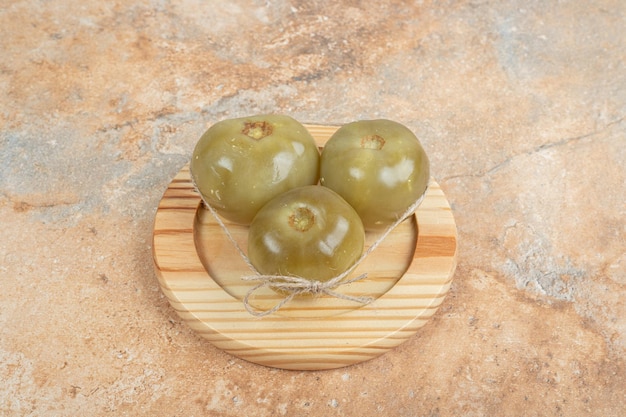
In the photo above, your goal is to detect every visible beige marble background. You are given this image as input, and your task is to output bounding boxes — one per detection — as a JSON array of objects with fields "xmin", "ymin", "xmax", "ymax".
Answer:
[{"xmin": 1, "ymin": 0, "xmax": 625, "ymax": 416}]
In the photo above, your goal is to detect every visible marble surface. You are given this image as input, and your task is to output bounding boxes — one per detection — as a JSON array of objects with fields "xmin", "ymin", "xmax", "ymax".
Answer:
[{"xmin": 1, "ymin": 0, "xmax": 624, "ymax": 415}]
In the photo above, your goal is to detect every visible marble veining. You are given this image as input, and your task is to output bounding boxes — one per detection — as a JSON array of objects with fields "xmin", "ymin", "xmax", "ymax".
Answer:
[{"xmin": 1, "ymin": 0, "xmax": 624, "ymax": 415}]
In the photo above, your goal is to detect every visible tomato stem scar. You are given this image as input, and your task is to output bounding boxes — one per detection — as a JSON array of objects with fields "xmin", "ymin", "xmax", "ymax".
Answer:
[
  {"xmin": 360, "ymin": 134, "xmax": 386, "ymax": 150},
  {"xmin": 242, "ymin": 121, "xmax": 273, "ymax": 140},
  {"xmin": 289, "ymin": 207, "xmax": 315, "ymax": 232}
]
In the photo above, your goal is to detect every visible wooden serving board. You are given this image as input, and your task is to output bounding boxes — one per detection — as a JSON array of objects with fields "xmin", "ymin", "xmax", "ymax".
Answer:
[{"xmin": 152, "ymin": 124, "xmax": 457, "ymax": 370}]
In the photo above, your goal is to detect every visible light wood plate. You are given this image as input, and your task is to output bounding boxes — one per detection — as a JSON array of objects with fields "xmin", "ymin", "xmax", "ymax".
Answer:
[{"xmin": 152, "ymin": 124, "xmax": 457, "ymax": 370}]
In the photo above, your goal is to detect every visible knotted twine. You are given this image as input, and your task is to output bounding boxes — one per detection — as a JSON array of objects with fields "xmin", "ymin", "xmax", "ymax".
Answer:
[{"xmin": 191, "ymin": 176, "xmax": 428, "ymax": 317}]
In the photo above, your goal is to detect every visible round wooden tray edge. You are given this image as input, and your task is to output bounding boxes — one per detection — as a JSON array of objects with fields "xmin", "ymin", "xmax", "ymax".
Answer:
[{"xmin": 151, "ymin": 123, "xmax": 458, "ymax": 370}]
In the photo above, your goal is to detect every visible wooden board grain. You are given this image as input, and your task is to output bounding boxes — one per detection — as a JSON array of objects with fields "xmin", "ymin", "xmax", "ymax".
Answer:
[{"xmin": 152, "ymin": 124, "xmax": 457, "ymax": 370}]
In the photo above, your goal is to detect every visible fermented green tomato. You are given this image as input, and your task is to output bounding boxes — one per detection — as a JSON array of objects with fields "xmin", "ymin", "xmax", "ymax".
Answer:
[
  {"xmin": 190, "ymin": 114, "xmax": 320, "ymax": 224},
  {"xmin": 248, "ymin": 185, "xmax": 365, "ymax": 283},
  {"xmin": 320, "ymin": 119, "xmax": 430, "ymax": 231}
]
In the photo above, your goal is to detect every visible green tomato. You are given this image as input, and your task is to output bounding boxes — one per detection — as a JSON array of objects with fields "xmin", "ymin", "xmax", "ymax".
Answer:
[
  {"xmin": 320, "ymin": 119, "xmax": 430, "ymax": 231},
  {"xmin": 190, "ymin": 114, "xmax": 320, "ymax": 224},
  {"xmin": 248, "ymin": 185, "xmax": 365, "ymax": 283}
]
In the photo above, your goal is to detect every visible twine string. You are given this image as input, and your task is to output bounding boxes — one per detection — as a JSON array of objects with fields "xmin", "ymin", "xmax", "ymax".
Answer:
[{"xmin": 191, "ymin": 172, "xmax": 427, "ymax": 317}]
